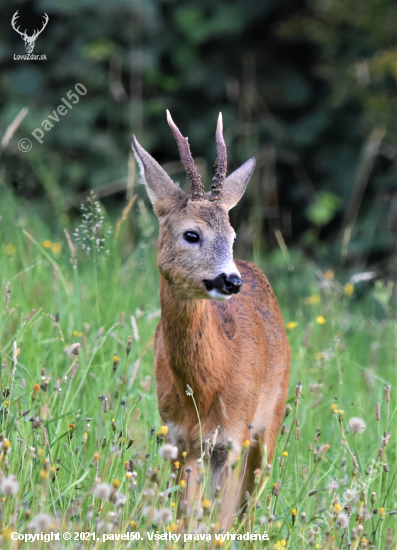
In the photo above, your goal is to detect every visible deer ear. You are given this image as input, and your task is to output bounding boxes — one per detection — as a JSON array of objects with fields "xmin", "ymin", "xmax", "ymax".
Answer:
[
  {"xmin": 131, "ymin": 135, "xmax": 186, "ymax": 209},
  {"xmin": 222, "ymin": 158, "xmax": 256, "ymax": 211}
]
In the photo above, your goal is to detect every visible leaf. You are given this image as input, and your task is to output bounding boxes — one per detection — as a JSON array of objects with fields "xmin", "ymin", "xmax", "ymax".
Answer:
[{"xmin": 305, "ymin": 191, "xmax": 342, "ymax": 227}]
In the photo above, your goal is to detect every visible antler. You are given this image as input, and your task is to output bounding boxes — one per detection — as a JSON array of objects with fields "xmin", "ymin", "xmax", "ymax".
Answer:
[
  {"xmin": 31, "ymin": 13, "xmax": 49, "ymax": 40},
  {"xmin": 11, "ymin": 12, "xmax": 27, "ymax": 38},
  {"xmin": 166, "ymin": 110, "xmax": 204, "ymax": 201},
  {"xmin": 209, "ymin": 113, "xmax": 227, "ymax": 203}
]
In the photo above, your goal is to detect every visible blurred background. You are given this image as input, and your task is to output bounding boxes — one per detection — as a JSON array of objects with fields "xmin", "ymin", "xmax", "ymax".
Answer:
[{"xmin": 1, "ymin": 0, "xmax": 397, "ymax": 274}]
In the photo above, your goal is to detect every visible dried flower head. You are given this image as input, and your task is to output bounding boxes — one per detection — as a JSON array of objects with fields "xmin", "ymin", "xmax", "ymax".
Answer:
[
  {"xmin": 159, "ymin": 445, "xmax": 178, "ymax": 460},
  {"xmin": 113, "ymin": 493, "xmax": 126, "ymax": 507},
  {"xmin": 0, "ymin": 476, "xmax": 19, "ymax": 496},
  {"xmin": 336, "ymin": 513, "xmax": 350, "ymax": 529},
  {"xmin": 327, "ymin": 479, "xmax": 339, "ymax": 493},
  {"xmin": 27, "ymin": 513, "xmax": 53, "ymax": 532},
  {"xmin": 357, "ymin": 507, "xmax": 372, "ymax": 522},
  {"xmin": 348, "ymin": 417, "xmax": 366, "ymax": 434},
  {"xmin": 93, "ymin": 482, "xmax": 113, "ymax": 501},
  {"xmin": 64, "ymin": 343, "xmax": 80, "ymax": 357},
  {"xmin": 159, "ymin": 508, "xmax": 173, "ymax": 523}
]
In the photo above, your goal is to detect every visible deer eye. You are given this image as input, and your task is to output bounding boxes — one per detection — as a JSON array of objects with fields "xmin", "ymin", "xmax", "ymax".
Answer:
[{"xmin": 184, "ymin": 231, "xmax": 200, "ymax": 243}]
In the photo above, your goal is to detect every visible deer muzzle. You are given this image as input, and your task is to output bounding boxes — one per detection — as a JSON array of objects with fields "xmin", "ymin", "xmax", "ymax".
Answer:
[{"xmin": 204, "ymin": 273, "xmax": 243, "ymax": 297}]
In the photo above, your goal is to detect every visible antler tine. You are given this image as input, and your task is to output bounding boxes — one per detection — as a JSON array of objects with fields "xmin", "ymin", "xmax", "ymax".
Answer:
[
  {"xmin": 166, "ymin": 110, "xmax": 204, "ymax": 201},
  {"xmin": 11, "ymin": 11, "xmax": 25, "ymax": 37},
  {"xmin": 31, "ymin": 13, "xmax": 49, "ymax": 39},
  {"xmin": 209, "ymin": 112, "xmax": 227, "ymax": 203}
]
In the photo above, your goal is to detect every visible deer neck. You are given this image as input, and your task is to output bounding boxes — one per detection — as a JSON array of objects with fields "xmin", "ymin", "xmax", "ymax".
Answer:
[{"xmin": 159, "ymin": 276, "xmax": 222, "ymax": 409}]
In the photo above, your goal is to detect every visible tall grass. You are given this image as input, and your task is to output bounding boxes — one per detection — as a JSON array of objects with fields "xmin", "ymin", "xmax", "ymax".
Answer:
[{"xmin": 0, "ymin": 190, "xmax": 395, "ymax": 548}]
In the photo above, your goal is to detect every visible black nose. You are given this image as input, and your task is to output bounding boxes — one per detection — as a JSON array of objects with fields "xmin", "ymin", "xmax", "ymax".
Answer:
[{"xmin": 224, "ymin": 274, "xmax": 243, "ymax": 294}]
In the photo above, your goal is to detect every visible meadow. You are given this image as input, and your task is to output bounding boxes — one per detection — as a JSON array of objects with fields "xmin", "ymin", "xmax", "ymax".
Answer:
[{"xmin": 0, "ymin": 188, "xmax": 395, "ymax": 549}]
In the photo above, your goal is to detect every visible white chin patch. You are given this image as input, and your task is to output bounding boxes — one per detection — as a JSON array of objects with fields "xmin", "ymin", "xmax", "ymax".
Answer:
[{"xmin": 207, "ymin": 289, "xmax": 233, "ymax": 301}]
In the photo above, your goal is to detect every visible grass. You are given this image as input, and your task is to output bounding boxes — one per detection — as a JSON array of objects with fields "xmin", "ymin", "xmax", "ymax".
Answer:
[{"xmin": 0, "ymin": 188, "xmax": 396, "ymax": 549}]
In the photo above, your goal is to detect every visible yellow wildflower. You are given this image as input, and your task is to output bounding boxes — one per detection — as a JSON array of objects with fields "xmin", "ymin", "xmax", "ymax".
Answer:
[
  {"xmin": 130, "ymin": 521, "xmax": 136, "ymax": 529},
  {"xmin": 182, "ymin": 451, "xmax": 187, "ymax": 459},
  {"xmin": 174, "ymin": 461, "xmax": 180, "ymax": 469},
  {"xmin": 157, "ymin": 425, "xmax": 168, "ymax": 437},
  {"xmin": 344, "ymin": 283, "xmax": 354, "ymax": 296},
  {"xmin": 93, "ymin": 453, "xmax": 100, "ymax": 462},
  {"xmin": 243, "ymin": 439, "xmax": 250, "ymax": 448},
  {"xmin": 180, "ymin": 480, "xmax": 186, "ymax": 489},
  {"xmin": 283, "ymin": 451, "xmax": 288, "ymax": 457},
  {"xmin": 5, "ymin": 244, "xmax": 16, "ymax": 255},
  {"xmin": 52, "ymin": 243, "xmax": 61, "ymax": 254},
  {"xmin": 379, "ymin": 507, "xmax": 385, "ymax": 520},
  {"xmin": 324, "ymin": 270, "xmax": 334, "ymax": 280},
  {"xmin": 42, "ymin": 240, "xmax": 52, "ymax": 249},
  {"xmin": 305, "ymin": 294, "xmax": 320, "ymax": 305},
  {"xmin": 202, "ymin": 500, "xmax": 211, "ymax": 509},
  {"xmin": 215, "ymin": 540, "xmax": 224, "ymax": 547},
  {"xmin": 113, "ymin": 355, "xmax": 119, "ymax": 371},
  {"xmin": 286, "ymin": 321, "xmax": 298, "ymax": 330},
  {"xmin": 316, "ymin": 316, "xmax": 326, "ymax": 325},
  {"xmin": 331, "ymin": 403, "xmax": 338, "ymax": 411},
  {"xmin": 40, "ymin": 470, "xmax": 49, "ymax": 480},
  {"xmin": 73, "ymin": 330, "xmax": 79, "ymax": 337},
  {"xmin": 2, "ymin": 528, "xmax": 12, "ymax": 542},
  {"xmin": 113, "ymin": 478, "xmax": 121, "ymax": 488},
  {"xmin": 334, "ymin": 503, "xmax": 342, "ymax": 512},
  {"xmin": 16, "ymin": 348, "xmax": 20, "ymax": 357}
]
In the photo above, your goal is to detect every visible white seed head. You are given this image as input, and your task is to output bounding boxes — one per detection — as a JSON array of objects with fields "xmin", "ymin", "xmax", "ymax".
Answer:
[
  {"xmin": 159, "ymin": 444, "xmax": 178, "ymax": 460},
  {"xmin": 64, "ymin": 343, "xmax": 80, "ymax": 357},
  {"xmin": 0, "ymin": 476, "xmax": 19, "ymax": 496},
  {"xmin": 348, "ymin": 417, "xmax": 366, "ymax": 434},
  {"xmin": 93, "ymin": 482, "xmax": 113, "ymax": 501},
  {"xmin": 28, "ymin": 513, "xmax": 53, "ymax": 532},
  {"xmin": 336, "ymin": 513, "xmax": 350, "ymax": 529}
]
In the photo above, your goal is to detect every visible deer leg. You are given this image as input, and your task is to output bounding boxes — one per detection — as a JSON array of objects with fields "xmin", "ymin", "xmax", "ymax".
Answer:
[
  {"xmin": 265, "ymin": 368, "xmax": 290, "ymax": 463},
  {"xmin": 213, "ymin": 457, "xmax": 241, "ymax": 530},
  {"xmin": 238, "ymin": 435, "xmax": 264, "ymax": 513},
  {"xmin": 178, "ymin": 457, "xmax": 199, "ymax": 521}
]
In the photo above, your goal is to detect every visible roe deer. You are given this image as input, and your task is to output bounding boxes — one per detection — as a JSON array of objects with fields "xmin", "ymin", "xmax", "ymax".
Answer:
[{"xmin": 131, "ymin": 111, "xmax": 290, "ymax": 528}]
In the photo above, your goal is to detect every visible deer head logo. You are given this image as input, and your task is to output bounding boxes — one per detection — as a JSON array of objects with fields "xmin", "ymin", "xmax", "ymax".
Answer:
[{"xmin": 11, "ymin": 11, "xmax": 49, "ymax": 54}]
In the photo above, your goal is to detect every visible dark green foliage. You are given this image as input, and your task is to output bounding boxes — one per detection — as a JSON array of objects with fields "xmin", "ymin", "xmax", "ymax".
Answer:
[{"xmin": 1, "ymin": 0, "xmax": 397, "ymax": 270}]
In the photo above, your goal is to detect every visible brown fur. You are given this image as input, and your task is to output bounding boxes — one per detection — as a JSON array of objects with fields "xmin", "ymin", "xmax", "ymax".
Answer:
[
  {"xmin": 131, "ymin": 130, "xmax": 290, "ymax": 528},
  {"xmin": 156, "ymin": 256, "xmax": 290, "ymax": 527}
]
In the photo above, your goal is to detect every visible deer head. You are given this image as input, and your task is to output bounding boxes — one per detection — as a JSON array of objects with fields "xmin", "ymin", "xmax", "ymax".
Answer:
[
  {"xmin": 11, "ymin": 11, "xmax": 49, "ymax": 54},
  {"xmin": 131, "ymin": 112, "xmax": 256, "ymax": 300}
]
